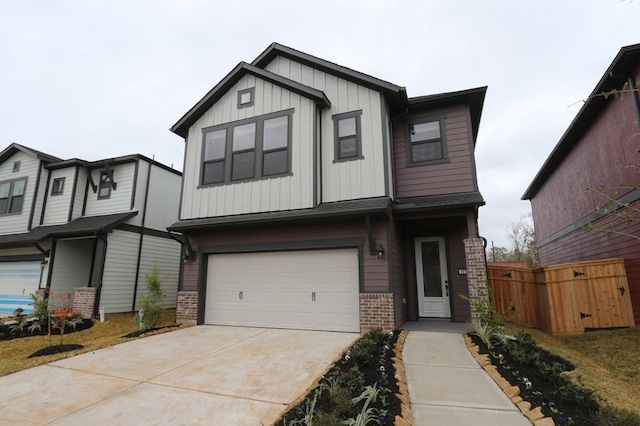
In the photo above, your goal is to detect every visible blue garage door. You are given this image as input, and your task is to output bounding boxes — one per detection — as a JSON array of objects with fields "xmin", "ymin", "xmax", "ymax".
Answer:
[{"xmin": 0, "ymin": 261, "xmax": 41, "ymax": 314}]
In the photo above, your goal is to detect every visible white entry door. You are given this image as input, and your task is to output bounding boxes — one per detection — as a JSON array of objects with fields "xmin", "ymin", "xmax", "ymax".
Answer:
[{"xmin": 415, "ymin": 237, "xmax": 450, "ymax": 318}]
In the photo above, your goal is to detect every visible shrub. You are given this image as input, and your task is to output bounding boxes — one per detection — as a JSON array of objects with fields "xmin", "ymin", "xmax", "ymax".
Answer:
[{"xmin": 140, "ymin": 265, "xmax": 164, "ymax": 329}]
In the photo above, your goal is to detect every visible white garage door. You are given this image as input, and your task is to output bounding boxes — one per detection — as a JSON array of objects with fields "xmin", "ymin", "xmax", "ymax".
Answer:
[
  {"xmin": 0, "ymin": 260, "xmax": 41, "ymax": 314},
  {"xmin": 205, "ymin": 248, "xmax": 360, "ymax": 332}
]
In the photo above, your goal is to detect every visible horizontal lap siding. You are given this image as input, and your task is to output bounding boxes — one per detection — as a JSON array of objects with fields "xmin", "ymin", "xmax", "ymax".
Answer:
[
  {"xmin": 134, "ymin": 235, "xmax": 181, "ymax": 310},
  {"xmin": 0, "ymin": 152, "xmax": 40, "ymax": 234},
  {"xmin": 42, "ymin": 167, "xmax": 76, "ymax": 225},
  {"xmin": 100, "ymin": 230, "xmax": 140, "ymax": 313},
  {"xmin": 71, "ymin": 168, "xmax": 87, "ymax": 221},
  {"xmin": 392, "ymin": 221, "xmax": 406, "ymax": 327},
  {"xmin": 182, "ymin": 219, "xmax": 389, "ymax": 293},
  {"xmin": 538, "ymin": 202, "xmax": 640, "ymax": 323},
  {"xmin": 50, "ymin": 239, "xmax": 94, "ymax": 295},
  {"xmin": 531, "ymin": 88, "xmax": 639, "ymax": 240},
  {"xmin": 394, "ymin": 106, "xmax": 475, "ymax": 198},
  {"xmin": 84, "ymin": 163, "xmax": 136, "ymax": 217}
]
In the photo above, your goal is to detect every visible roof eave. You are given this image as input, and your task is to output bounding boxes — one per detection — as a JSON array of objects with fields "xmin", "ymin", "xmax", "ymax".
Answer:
[{"xmin": 523, "ymin": 43, "xmax": 640, "ymax": 200}]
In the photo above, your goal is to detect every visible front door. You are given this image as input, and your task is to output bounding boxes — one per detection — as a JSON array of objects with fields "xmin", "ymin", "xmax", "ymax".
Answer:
[{"xmin": 415, "ymin": 237, "xmax": 450, "ymax": 318}]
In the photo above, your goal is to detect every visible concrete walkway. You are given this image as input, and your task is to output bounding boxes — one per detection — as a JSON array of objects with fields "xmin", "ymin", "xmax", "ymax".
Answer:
[
  {"xmin": 402, "ymin": 320, "xmax": 530, "ymax": 426},
  {"xmin": 0, "ymin": 326, "xmax": 358, "ymax": 425}
]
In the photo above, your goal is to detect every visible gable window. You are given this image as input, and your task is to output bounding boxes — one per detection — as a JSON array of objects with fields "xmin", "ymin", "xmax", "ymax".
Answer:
[
  {"xmin": 333, "ymin": 110, "xmax": 363, "ymax": 162},
  {"xmin": 0, "ymin": 178, "xmax": 26, "ymax": 215},
  {"xmin": 98, "ymin": 171, "xmax": 114, "ymax": 199},
  {"xmin": 51, "ymin": 177, "xmax": 65, "ymax": 196},
  {"xmin": 12, "ymin": 161, "xmax": 20, "ymax": 173},
  {"xmin": 237, "ymin": 87, "xmax": 255, "ymax": 109},
  {"xmin": 407, "ymin": 117, "xmax": 447, "ymax": 164},
  {"xmin": 201, "ymin": 109, "xmax": 292, "ymax": 186}
]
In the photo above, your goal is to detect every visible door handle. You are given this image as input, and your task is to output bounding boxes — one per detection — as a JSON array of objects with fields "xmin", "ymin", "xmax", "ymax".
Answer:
[
  {"xmin": 239, "ymin": 291, "xmax": 243, "ymax": 300},
  {"xmin": 445, "ymin": 283, "xmax": 449, "ymax": 297},
  {"xmin": 312, "ymin": 292, "xmax": 316, "ymax": 302}
]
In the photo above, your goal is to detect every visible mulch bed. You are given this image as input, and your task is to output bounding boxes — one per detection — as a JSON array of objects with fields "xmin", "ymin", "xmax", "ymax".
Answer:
[
  {"xmin": 470, "ymin": 333, "xmax": 599, "ymax": 425},
  {"xmin": 122, "ymin": 324, "xmax": 181, "ymax": 338},
  {"xmin": 28, "ymin": 344, "xmax": 84, "ymax": 358},
  {"xmin": 280, "ymin": 330, "xmax": 402, "ymax": 425},
  {"xmin": 0, "ymin": 319, "xmax": 93, "ymax": 341}
]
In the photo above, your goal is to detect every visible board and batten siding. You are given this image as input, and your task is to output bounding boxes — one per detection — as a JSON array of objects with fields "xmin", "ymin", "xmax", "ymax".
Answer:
[
  {"xmin": 264, "ymin": 56, "xmax": 387, "ymax": 203},
  {"xmin": 99, "ymin": 229, "xmax": 140, "ymax": 313},
  {"xmin": 143, "ymin": 164, "xmax": 182, "ymax": 231},
  {"xmin": 84, "ymin": 162, "xmax": 136, "ymax": 217},
  {"xmin": 394, "ymin": 105, "xmax": 476, "ymax": 199},
  {"xmin": 181, "ymin": 73, "xmax": 314, "ymax": 220},
  {"xmin": 133, "ymin": 235, "xmax": 181, "ymax": 310},
  {"xmin": 71, "ymin": 168, "xmax": 87, "ymax": 221},
  {"xmin": 42, "ymin": 167, "xmax": 76, "ymax": 225},
  {"xmin": 0, "ymin": 152, "xmax": 40, "ymax": 234},
  {"xmin": 49, "ymin": 238, "xmax": 94, "ymax": 295}
]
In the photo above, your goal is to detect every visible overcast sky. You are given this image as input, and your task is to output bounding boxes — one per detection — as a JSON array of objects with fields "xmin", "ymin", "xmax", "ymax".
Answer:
[{"xmin": 1, "ymin": 1, "xmax": 638, "ymax": 247}]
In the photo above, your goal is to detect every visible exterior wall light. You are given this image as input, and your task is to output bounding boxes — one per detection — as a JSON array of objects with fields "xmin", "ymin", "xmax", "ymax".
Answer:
[{"xmin": 376, "ymin": 244, "xmax": 385, "ymax": 259}]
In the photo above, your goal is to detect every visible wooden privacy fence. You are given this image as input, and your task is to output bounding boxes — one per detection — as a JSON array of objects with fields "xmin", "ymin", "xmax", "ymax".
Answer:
[{"xmin": 488, "ymin": 258, "xmax": 636, "ymax": 335}]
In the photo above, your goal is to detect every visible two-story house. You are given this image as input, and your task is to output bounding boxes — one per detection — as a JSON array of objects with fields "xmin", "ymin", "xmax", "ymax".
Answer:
[
  {"xmin": 0, "ymin": 143, "xmax": 182, "ymax": 317},
  {"xmin": 523, "ymin": 43, "xmax": 640, "ymax": 323},
  {"xmin": 169, "ymin": 43, "xmax": 488, "ymax": 332}
]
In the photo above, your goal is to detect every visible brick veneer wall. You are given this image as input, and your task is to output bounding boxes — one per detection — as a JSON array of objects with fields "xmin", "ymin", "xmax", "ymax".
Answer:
[
  {"xmin": 360, "ymin": 293, "xmax": 395, "ymax": 332},
  {"xmin": 73, "ymin": 287, "xmax": 97, "ymax": 319},
  {"xmin": 463, "ymin": 237, "xmax": 489, "ymax": 320},
  {"xmin": 177, "ymin": 291, "xmax": 199, "ymax": 325}
]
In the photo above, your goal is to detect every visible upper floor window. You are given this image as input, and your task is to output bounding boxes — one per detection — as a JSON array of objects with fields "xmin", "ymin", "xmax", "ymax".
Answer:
[
  {"xmin": 201, "ymin": 109, "xmax": 292, "ymax": 186},
  {"xmin": 0, "ymin": 178, "xmax": 26, "ymax": 215},
  {"xmin": 407, "ymin": 116, "xmax": 447, "ymax": 165},
  {"xmin": 12, "ymin": 161, "xmax": 20, "ymax": 173},
  {"xmin": 333, "ymin": 110, "xmax": 363, "ymax": 162},
  {"xmin": 98, "ymin": 171, "xmax": 114, "ymax": 199},
  {"xmin": 51, "ymin": 177, "xmax": 65, "ymax": 196}
]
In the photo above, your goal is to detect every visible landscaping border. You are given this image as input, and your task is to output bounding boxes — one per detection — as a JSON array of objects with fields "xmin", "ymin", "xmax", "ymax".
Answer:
[
  {"xmin": 393, "ymin": 329, "xmax": 414, "ymax": 425},
  {"xmin": 463, "ymin": 333, "xmax": 555, "ymax": 426}
]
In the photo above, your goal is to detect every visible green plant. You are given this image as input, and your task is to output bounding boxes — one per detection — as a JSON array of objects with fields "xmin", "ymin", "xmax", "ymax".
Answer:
[
  {"xmin": 348, "ymin": 338, "xmax": 376, "ymax": 365},
  {"xmin": 342, "ymin": 385, "xmax": 382, "ymax": 426},
  {"xmin": 139, "ymin": 264, "xmax": 164, "ymax": 329},
  {"xmin": 8, "ymin": 308, "xmax": 28, "ymax": 335},
  {"xmin": 30, "ymin": 293, "xmax": 49, "ymax": 323},
  {"xmin": 51, "ymin": 307, "xmax": 83, "ymax": 345},
  {"xmin": 335, "ymin": 366, "xmax": 365, "ymax": 394}
]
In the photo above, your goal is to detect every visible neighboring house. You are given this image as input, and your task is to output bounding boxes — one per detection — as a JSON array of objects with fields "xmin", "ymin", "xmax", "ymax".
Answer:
[
  {"xmin": 169, "ymin": 43, "xmax": 488, "ymax": 332},
  {"xmin": 523, "ymin": 43, "xmax": 640, "ymax": 323},
  {"xmin": 0, "ymin": 143, "xmax": 182, "ymax": 317}
]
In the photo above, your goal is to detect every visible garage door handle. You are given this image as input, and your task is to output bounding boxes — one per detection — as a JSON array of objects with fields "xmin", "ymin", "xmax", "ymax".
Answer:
[
  {"xmin": 312, "ymin": 292, "xmax": 316, "ymax": 302},
  {"xmin": 239, "ymin": 291, "xmax": 243, "ymax": 301}
]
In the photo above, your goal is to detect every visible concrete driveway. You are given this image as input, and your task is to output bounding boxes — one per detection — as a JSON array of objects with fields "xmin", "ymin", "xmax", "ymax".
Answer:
[{"xmin": 0, "ymin": 326, "xmax": 358, "ymax": 425}]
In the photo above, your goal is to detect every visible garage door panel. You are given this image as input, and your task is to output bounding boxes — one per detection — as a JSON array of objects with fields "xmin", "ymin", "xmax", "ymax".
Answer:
[
  {"xmin": 0, "ymin": 260, "xmax": 41, "ymax": 314},
  {"xmin": 205, "ymin": 249, "xmax": 360, "ymax": 332}
]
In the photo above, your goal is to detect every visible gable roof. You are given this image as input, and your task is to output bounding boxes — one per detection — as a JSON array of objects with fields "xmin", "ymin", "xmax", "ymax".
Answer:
[
  {"xmin": 0, "ymin": 143, "xmax": 62, "ymax": 164},
  {"xmin": 408, "ymin": 86, "xmax": 487, "ymax": 143},
  {"xmin": 170, "ymin": 62, "xmax": 332, "ymax": 138},
  {"xmin": 252, "ymin": 43, "xmax": 408, "ymax": 114},
  {"xmin": 522, "ymin": 43, "xmax": 640, "ymax": 200}
]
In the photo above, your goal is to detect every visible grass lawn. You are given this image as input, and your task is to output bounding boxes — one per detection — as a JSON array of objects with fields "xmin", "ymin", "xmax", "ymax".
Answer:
[
  {"xmin": 0, "ymin": 309, "xmax": 186, "ymax": 377},
  {"xmin": 505, "ymin": 323, "xmax": 640, "ymax": 416}
]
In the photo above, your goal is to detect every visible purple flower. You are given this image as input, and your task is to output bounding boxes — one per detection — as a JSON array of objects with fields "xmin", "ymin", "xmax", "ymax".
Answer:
[{"xmin": 379, "ymin": 377, "xmax": 388, "ymax": 386}]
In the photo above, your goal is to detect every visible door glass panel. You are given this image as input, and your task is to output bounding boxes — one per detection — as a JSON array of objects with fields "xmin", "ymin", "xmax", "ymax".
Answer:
[{"xmin": 421, "ymin": 241, "xmax": 442, "ymax": 297}]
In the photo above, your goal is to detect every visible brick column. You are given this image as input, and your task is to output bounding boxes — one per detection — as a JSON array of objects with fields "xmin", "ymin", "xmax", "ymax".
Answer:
[
  {"xmin": 463, "ymin": 237, "xmax": 489, "ymax": 320},
  {"xmin": 73, "ymin": 287, "xmax": 97, "ymax": 319},
  {"xmin": 176, "ymin": 291, "xmax": 199, "ymax": 325},
  {"xmin": 359, "ymin": 293, "xmax": 395, "ymax": 332}
]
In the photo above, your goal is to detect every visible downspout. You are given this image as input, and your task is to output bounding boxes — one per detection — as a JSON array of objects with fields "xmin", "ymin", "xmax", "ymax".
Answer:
[{"xmin": 131, "ymin": 161, "xmax": 152, "ymax": 311}]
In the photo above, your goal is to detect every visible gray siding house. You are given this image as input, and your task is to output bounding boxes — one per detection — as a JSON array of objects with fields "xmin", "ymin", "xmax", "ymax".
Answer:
[
  {"xmin": 169, "ymin": 43, "xmax": 488, "ymax": 332},
  {"xmin": 0, "ymin": 144, "xmax": 182, "ymax": 316}
]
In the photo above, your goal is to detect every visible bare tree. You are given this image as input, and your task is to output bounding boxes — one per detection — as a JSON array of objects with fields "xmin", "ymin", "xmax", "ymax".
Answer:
[{"xmin": 507, "ymin": 214, "xmax": 539, "ymax": 267}]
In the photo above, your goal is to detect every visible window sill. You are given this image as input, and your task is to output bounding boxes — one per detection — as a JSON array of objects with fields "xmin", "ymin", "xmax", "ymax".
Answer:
[
  {"xmin": 405, "ymin": 157, "xmax": 450, "ymax": 168},
  {"xmin": 198, "ymin": 172, "xmax": 293, "ymax": 189},
  {"xmin": 333, "ymin": 155, "xmax": 365, "ymax": 164}
]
